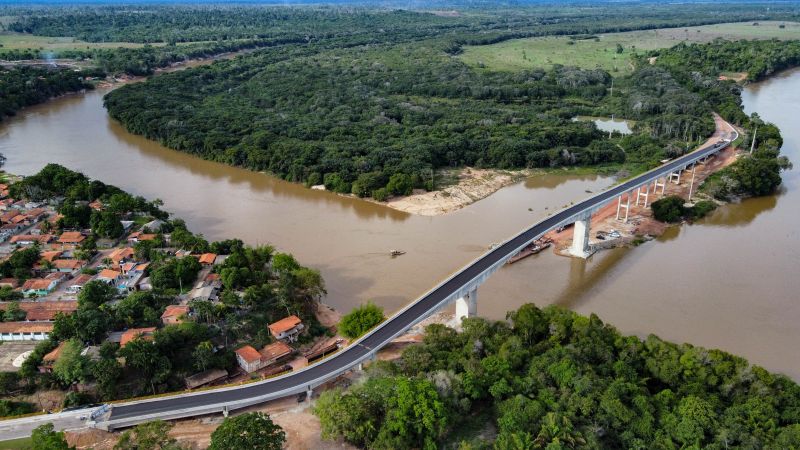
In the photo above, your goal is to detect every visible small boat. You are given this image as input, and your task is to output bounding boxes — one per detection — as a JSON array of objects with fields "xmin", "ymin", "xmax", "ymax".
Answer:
[
  {"xmin": 506, "ymin": 238, "xmax": 553, "ymax": 265},
  {"xmin": 390, "ymin": 250, "xmax": 406, "ymax": 257}
]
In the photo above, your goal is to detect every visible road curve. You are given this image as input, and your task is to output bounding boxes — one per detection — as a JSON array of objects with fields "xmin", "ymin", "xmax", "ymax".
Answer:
[{"xmin": 90, "ymin": 122, "xmax": 737, "ymax": 428}]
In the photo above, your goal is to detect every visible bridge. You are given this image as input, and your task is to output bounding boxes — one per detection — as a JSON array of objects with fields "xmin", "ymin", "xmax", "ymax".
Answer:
[{"xmin": 0, "ymin": 120, "xmax": 738, "ymax": 439}]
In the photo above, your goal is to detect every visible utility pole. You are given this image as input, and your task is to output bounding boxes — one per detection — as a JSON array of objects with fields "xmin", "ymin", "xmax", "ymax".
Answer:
[
  {"xmin": 609, "ymin": 78, "xmax": 614, "ymax": 97},
  {"xmin": 750, "ymin": 126, "xmax": 758, "ymax": 155}
]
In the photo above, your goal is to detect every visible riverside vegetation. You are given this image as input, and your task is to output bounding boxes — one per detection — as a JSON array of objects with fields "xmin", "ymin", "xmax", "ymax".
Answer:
[{"xmin": 314, "ymin": 303, "xmax": 800, "ymax": 449}]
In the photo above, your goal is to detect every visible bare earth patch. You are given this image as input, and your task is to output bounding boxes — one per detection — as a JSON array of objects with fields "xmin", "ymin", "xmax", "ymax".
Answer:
[{"xmin": 386, "ymin": 167, "xmax": 530, "ymax": 216}]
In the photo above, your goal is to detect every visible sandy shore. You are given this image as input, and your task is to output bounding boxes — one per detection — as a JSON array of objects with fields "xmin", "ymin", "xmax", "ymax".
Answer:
[{"xmin": 386, "ymin": 167, "xmax": 532, "ymax": 216}]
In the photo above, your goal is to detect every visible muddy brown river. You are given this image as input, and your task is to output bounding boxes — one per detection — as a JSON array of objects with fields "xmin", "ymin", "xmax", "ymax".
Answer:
[{"xmin": 1, "ymin": 68, "xmax": 798, "ymax": 378}]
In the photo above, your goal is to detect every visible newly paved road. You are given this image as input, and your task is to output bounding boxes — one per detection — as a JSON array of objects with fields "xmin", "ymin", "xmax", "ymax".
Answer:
[{"xmin": 103, "ymin": 127, "xmax": 737, "ymax": 427}]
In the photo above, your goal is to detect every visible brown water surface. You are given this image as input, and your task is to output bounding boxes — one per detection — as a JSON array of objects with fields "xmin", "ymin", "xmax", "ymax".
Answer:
[{"xmin": 1, "ymin": 68, "xmax": 798, "ymax": 378}]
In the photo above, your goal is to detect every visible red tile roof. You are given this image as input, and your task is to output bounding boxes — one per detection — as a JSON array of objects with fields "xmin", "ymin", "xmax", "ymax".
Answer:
[
  {"xmin": 40, "ymin": 251, "xmax": 63, "ymax": 262},
  {"xmin": 268, "ymin": 315, "xmax": 303, "ymax": 335},
  {"xmin": 22, "ymin": 278, "xmax": 53, "ymax": 291},
  {"xmin": 0, "ymin": 301, "xmax": 77, "ymax": 321},
  {"xmin": 235, "ymin": 345, "xmax": 262, "ymax": 363},
  {"xmin": 259, "ymin": 341, "xmax": 292, "ymax": 361},
  {"xmin": 198, "ymin": 253, "xmax": 217, "ymax": 265},
  {"xmin": 0, "ymin": 321, "xmax": 53, "ymax": 334},
  {"xmin": 53, "ymin": 259, "xmax": 85, "ymax": 270},
  {"xmin": 42, "ymin": 341, "xmax": 68, "ymax": 363},
  {"xmin": 161, "ymin": 305, "xmax": 190, "ymax": 319},
  {"xmin": 120, "ymin": 327, "xmax": 157, "ymax": 347},
  {"xmin": 97, "ymin": 269, "xmax": 121, "ymax": 280},
  {"xmin": 58, "ymin": 231, "xmax": 85, "ymax": 244}
]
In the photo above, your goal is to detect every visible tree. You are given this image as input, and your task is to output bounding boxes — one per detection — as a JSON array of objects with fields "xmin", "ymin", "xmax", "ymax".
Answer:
[
  {"xmin": 53, "ymin": 339, "xmax": 90, "ymax": 386},
  {"xmin": 651, "ymin": 195, "xmax": 686, "ymax": 222},
  {"xmin": 338, "ymin": 302, "xmax": 385, "ymax": 339},
  {"xmin": 120, "ymin": 338, "xmax": 171, "ymax": 395},
  {"xmin": 209, "ymin": 412, "xmax": 286, "ymax": 450},
  {"xmin": 31, "ymin": 423, "xmax": 74, "ymax": 450},
  {"xmin": 3, "ymin": 301, "xmax": 26, "ymax": 321},
  {"xmin": 193, "ymin": 340, "xmax": 215, "ymax": 372},
  {"xmin": 114, "ymin": 420, "xmax": 184, "ymax": 450}
]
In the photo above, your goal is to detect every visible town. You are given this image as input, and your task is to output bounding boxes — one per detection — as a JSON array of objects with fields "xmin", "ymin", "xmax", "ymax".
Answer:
[{"xmin": 0, "ymin": 164, "xmax": 337, "ymax": 415}]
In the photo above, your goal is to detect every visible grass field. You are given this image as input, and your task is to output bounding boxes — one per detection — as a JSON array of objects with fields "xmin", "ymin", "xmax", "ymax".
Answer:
[
  {"xmin": 0, "ymin": 437, "xmax": 31, "ymax": 450},
  {"xmin": 459, "ymin": 21, "xmax": 800, "ymax": 74},
  {"xmin": 0, "ymin": 32, "xmax": 157, "ymax": 51}
]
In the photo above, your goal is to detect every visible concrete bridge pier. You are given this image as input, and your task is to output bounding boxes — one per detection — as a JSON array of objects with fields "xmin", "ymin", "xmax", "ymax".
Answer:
[
  {"xmin": 569, "ymin": 213, "xmax": 593, "ymax": 258},
  {"xmin": 615, "ymin": 191, "xmax": 631, "ymax": 222},
  {"xmin": 636, "ymin": 184, "xmax": 650, "ymax": 208},
  {"xmin": 455, "ymin": 288, "xmax": 478, "ymax": 321},
  {"xmin": 653, "ymin": 177, "xmax": 666, "ymax": 195},
  {"xmin": 668, "ymin": 170, "xmax": 682, "ymax": 185}
]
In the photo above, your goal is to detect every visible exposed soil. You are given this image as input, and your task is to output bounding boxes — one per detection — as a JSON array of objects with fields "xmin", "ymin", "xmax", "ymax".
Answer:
[{"xmin": 386, "ymin": 167, "xmax": 531, "ymax": 216}]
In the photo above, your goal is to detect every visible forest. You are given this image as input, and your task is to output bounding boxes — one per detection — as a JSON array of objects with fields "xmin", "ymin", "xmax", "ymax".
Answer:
[
  {"xmin": 0, "ymin": 66, "xmax": 100, "ymax": 122},
  {"xmin": 314, "ymin": 303, "xmax": 800, "ymax": 449}
]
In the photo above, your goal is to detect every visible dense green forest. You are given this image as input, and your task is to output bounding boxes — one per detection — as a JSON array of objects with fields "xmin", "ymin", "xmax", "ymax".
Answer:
[
  {"xmin": 0, "ymin": 66, "xmax": 99, "ymax": 122},
  {"xmin": 314, "ymin": 304, "xmax": 800, "ymax": 449}
]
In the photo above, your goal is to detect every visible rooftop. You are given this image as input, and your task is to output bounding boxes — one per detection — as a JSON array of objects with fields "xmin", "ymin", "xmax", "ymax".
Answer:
[
  {"xmin": 0, "ymin": 321, "xmax": 53, "ymax": 334},
  {"xmin": 161, "ymin": 305, "xmax": 190, "ymax": 319},
  {"xmin": 259, "ymin": 341, "xmax": 292, "ymax": 361},
  {"xmin": 97, "ymin": 269, "xmax": 122, "ymax": 280},
  {"xmin": 58, "ymin": 231, "xmax": 85, "ymax": 244},
  {"xmin": 198, "ymin": 253, "xmax": 217, "ymax": 265},
  {"xmin": 21, "ymin": 278, "xmax": 53, "ymax": 291},
  {"xmin": 268, "ymin": 315, "xmax": 303, "ymax": 335},
  {"xmin": 120, "ymin": 327, "xmax": 157, "ymax": 347},
  {"xmin": 235, "ymin": 345, "xmax": 262, "ymax": 363}
]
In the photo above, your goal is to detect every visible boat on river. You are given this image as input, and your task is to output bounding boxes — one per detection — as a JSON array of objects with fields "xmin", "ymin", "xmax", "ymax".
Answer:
[
  {"xmin": 390, "ymin": 250, "xmax": 406, "ymax": 257},
  {"xmin": 506, "ymin": 238, "xmax": 553, "ymax": 265}
]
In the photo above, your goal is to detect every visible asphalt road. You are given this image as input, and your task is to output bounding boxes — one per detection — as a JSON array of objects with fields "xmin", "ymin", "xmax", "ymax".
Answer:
[{"xmin": 104, "ymin": 128, "xmax": 736, "ymax": 425}]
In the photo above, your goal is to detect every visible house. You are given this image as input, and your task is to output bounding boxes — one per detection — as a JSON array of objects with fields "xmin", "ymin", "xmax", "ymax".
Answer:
[
  {"xmin": 25, "ymin": 208, "xmax": 48, "ymax": 223},
  {"xmin": 58, "ymin": 231, "xmax": 85, "ymax": 246},
  {"xmin": 88, "ymin": 200, "xmax": 103, "ymax": 211},
  {"xmin": 39, "ymin": 341, "xmax": 67, "ymax": 373},
  {"xmin": 109, "ymin": 247, "xmax": 135, "ymax": 266},
  {"xmin": 161, "ymin": 305, "xmax": 190, "ymax": 325},
  {"xmin": 235, "ymin": 345, "xmax": 263, "ymax": 373},
  {"xmin": 198, "ymin": 253, "xmax": 217, "ymax": 265},
  {"xmin": 118, "ymin": 263, "xmax": 148, "ymax": 293},
  {"xmin": 120, "ymin": 327, "xmax": 157, "ymax": 347},
  {"xmin": 21, "ymin": 278, "xmax": 59, "ymax": 297},
  {"xmin": 268, "ymin": 315, "xmax": 304, "ymax": 342},
  {"xmin": 188, "ymin": 285, "xmax": 218, "ymax": 303},
  {"xmin": 66, "ymin": 274, "xmax": 93, "ymax": 294},
  {"xmin": 52, "ymin": 259, "xmax": 86, "ymax": 274},
  {"xmin": 0, "ymin": 321, "xmax": 53, "ymax": 341},
  {"xmin": 95, "ymin": 269, "xmax": 122, "ymax": 286},
  {"xmin": 40, "ymin": 251, "xmax": 63, "ymax": 262},
  {"xmin": 10, "ymin": 234, "xmax": 53, "ymax": 246},
  {"xmin": 143, "ymin": 219, "xmax": 164, "ymax": 232},
  {"xmin": 259, "ymin": 341, "xmax": 293, "ymax": 367},
  {"xmin": 127, "ymin": 232, "xmax": 157, "ymax": 244},
  {"xmin": 0, "ymin": 211, "xmax": 20, "ymax": 224},
  {"xmin": 234, "ymin": 341, "xmax": 293, "ymax": 374}
]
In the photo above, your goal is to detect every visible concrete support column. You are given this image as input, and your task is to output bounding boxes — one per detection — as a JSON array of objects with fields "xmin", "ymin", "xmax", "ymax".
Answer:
[
  {"xmin": 636, "ymin": 185, "xmax": 650, "ymax": 208},
  {"xmin": 616, "ymin": 192, "xmax": 631, "ymax": 222},
  {"xmin": 668, "ymin": 170, "xmax": 681, "ymax": 185},
  {"xmin": 455, "ymin": 288, "xmax": 478, "ymax": 321},
  {"xmin": 569, "ymin": 214, "xmax": 593, "ymax": 258},
  {"xmin": 654, "ymin": 177, "xmax": 666, "ymax": 195},
  {"xmin": 688, "ymin": 163, "xmax": 697, "ymax": 202},
  {"xmin": 306, "ymin": 386, "xmax": 313, "ymax": 402}
]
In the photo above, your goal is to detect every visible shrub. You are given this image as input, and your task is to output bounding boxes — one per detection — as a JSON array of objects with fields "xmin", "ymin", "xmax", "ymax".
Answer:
[
  {"xmin": 689, "ymin": 200, "xmax": 717, "ymax": 219},
  {"xmin": 651, "ymin": 195, "xmax": 686, "ymax": 222},
  {"xmin": 339, "ymin": 302, "xmax": 385, "ymax": 339},
  {"xmin": 372, "ymin": 188, "xmax": 389, "ymax": 202}
]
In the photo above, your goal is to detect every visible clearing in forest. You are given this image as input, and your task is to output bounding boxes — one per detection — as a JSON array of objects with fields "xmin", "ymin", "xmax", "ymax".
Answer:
[{"xmin": 458, "ymin": 21, "xmax": 800, "ymax": 74}]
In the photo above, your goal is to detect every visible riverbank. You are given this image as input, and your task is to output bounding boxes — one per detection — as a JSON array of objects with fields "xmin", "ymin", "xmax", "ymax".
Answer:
[{"xmin": 548, "ymin": 114, "xmax": 741, "ymax": 255}]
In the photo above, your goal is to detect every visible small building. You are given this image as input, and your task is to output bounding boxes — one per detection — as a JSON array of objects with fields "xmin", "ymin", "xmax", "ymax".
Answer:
[
  {"xmin": 198, "ymin": 253, "xmax": 217, "ymax": 265},
  {"xmin": 95, "ymin": 269, "xmax": 122, "ymax": 286},
  {"xmin": 52, "ymin": 259, "xmax": 86, "ymax": 274},
  {"xmin": 40, "ymin": 251, "xmax": 63, "ymax": 262},
  {"xmin": 235, "ymin": 341, "xmax": 293, "ymax": 374},
  {"xmin": 0, "ymin": 321, "xmax": 53, "ymax": 341},
  {"xmin": 119, "ymin": 327, "xmax": 157, "ymax": 347},
  {"xmin": 188, "ymin": 285, "xmax": 218, "ymax": 303},
  {"xmin": 0, "ymin": 278, "xmax": 19, "ymax": 289},
  {"xmin": 161, "ymin": 305, "xmax": 190, "ymax": 325},
  {"xmin": 58, "ymin": 231, "xmax": 86, "ymax": 246},
  {"xmin": 109, "ymin": 247, "xmax": 136, "ymax": 266},
  {"xmin": 10, "ymin": 234, "xmax": 53, "ymax": 246},
  {"xmin": 185, "ymin": 368, "xmax": 228, "ymax": 389},
  {"xmin": 268, "ymin": 315, "xmax": 304, "ymax": 342},
  {"xmin": 234, "ymin": 345, "xmax": 263, "ymax": 374},
  {"xmin": 66, "ymin": 274, "xmax": 93, "ymax": 294},
  {"xmin": 21, "ymin": 278, "xmax": 59, "ymax": 297},
  {"xmin": 39, "ymin": 341, "xmax": 68, "ymax": 373},
  {"xmin": 0, "ymin": 300, "xmax": 77, "ymax": 321}
]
